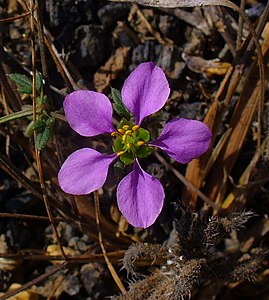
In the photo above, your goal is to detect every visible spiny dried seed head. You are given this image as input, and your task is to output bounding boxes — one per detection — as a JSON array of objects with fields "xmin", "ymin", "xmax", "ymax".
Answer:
[
  {"xmin": 123, "ymin": 243, "xmax": 168, "ymax": 276},
  {"xmin": 230, "ymin": 248, "xmax": 268, "ymax": 282}
]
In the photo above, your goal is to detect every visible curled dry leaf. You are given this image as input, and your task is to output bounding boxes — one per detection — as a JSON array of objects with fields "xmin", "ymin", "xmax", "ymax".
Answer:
[
  {"xmin": 109, "ymin": 0, "xmax": 239, "ymax": 9},
  {"xmin": 183, "ymin": 55, "xmax": 231, "ymax": 76},
  {"xmin": 2, "ymin": 283, "xmax": 39, "ymax": 300}
]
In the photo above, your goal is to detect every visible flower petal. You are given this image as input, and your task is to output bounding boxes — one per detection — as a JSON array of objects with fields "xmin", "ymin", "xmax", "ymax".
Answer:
[
  {"xmin": 58, "ymin": 148, "xmax": 117, "ymax": 195},
  {"xmin": 150, "ymin": 118, "xmax": 212, "ymax": 164},
  {"xmin": 117, "ymin": 159, "xmax": 164, "ymax": 228},
  {"xmin": 64, "ymin": 90, "xmax": 115, "ymax": 137},
  {"xmin": 122, "ymin": 62, "xmax": 170, "ymax": 125}
]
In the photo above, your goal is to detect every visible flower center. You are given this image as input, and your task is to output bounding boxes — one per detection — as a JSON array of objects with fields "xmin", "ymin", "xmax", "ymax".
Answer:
[{"xmin": 111, "ymin": 119, "xmax": 153, "ymax": 165}]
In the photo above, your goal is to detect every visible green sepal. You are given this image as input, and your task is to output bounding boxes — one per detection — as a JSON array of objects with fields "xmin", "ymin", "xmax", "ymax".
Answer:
[
  {"xmin": 112, "ymin": 136, "xmax": 124, "ymax": 152},
  {"xmin": 117, "ymin": 118, "xmax": 134, "ymax": 130},
  {"xmin": 36, "ymin": 126, "xmax": 53, "ymax": 151},
  {"xmin": 111, "ymin": 87, "xmax": 131, "ymax": 119},
  {"xmin": 136, "ymin": 145, "xmax": 153, "ymax": 158},
  {"xmin": 125, "ymin": 135, "xmax": 135, "ymax": 145},
  {"xmin": 119, "ymin": 151, "xmax": 135, "ymax": 165},
  {"xmin": 137, "ymin": 128, "xmax": 150, "ymax": 142},
  {"xmin": 9, "ymin": 73, "xmax": 33, "ymax": 94}
]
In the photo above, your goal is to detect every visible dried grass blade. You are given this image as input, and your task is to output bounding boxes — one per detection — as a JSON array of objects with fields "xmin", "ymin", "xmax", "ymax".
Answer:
[
  {"xmin": 205, "ymin": 53, "xmax": 269, "ymax": 203},
  {"xmin": 222, "ymin": 138, "xmax": 268, "ymax": 211}
]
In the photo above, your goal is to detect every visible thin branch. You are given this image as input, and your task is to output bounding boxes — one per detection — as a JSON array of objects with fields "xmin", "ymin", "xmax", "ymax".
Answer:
[
  {"xmin": 0, "ymin": 212, "xmax": 64, "ymax": 222},
  {"xmin": 0, "ymin": 251, "xmax": 126, "ymax": 263},
  {"xmin": 0, "ymin": 12, "xmax": 30, "ymax": 23}
]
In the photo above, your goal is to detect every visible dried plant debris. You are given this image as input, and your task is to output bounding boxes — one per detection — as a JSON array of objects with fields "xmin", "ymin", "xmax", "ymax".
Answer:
[
  {"xmin": 114, "ymin": 210, "xmax": 268, "ymax": 299},
  {"xmin": 1, "ymin": 0, "xmax": 269, "ymax": 298}
]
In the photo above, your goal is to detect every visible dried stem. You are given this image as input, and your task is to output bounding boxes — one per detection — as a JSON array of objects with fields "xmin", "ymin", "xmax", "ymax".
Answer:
[
  {"xmin": 35, "ymin": 0, "xmax": 64, "ymax": 170},
  {"xmin": 0, "ymin": 212, "xmax": 64, "ymax": 222},
  {"xmin": 236, "ymin": 0, "xmax": 246, "ymax": 50},
  {"xmin": 94, "ymin": 191, "xmax": 126, "ymax": 294},
  {"xmin": 18, "ymin": 0, "xmax": 77, "ymax": 91},
  {"xmin": 0, "ymin": 11, "xmax": 30, "ymax": 23},
  {"xmin": 29, "ymin": 0, "xmax": 67, "ymax": 260},
  {"xmin": 0, "ymin": 250, "xmax": 126, "ymax": 263}
]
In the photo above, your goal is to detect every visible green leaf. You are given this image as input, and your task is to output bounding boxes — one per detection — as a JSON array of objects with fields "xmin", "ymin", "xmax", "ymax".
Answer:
[
  {"xmin": 36, "ymin": 127, "xmax": 53, "ymax": 151},
  {"xmin": 10, "ymin": 72, "xmax": 43, "ymax": 94},
  {"xmin": 45, "ymin": 117, "xmax": 55, "ymax": 127},
  {"xmin": 113, "ymin": 103, "xmax": 130, "ymax": 119},
  {"xmin": 119, "ymin": 151, "xmax": 135, "ymax": 165},
  {"xmin": 33, "ymin": 118, "xmax": 46, "ymax": 131},
  {"xmin": 112, "ymin": 136, "xmax": 124, "ymax": 152},
  {"xmin": 36, "ymin": 71, "xmax": 43, "ymax": 92},
  {"xmin": 0, "ymin": 108, "xmax": 33, "ymax": 124},
  {"xmin": 111, "ymin": 87, "xmax": 131, "ymax": 119},
  {"xmin": 26, "ymin": 119, "xmax": 46, "ymax": 137},
  {"xmin": 25, "ymin": 120, "xmax": 35, "ymax": 137},
  {"xmin": 10, "ymin": 73, "xmax": 33, "ymax": 94}
]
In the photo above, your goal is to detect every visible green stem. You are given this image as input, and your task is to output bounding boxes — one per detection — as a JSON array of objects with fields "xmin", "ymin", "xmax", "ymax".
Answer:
[{"xmin": 0, "ymin": 109, "xmax": 33, "ymax": 124}]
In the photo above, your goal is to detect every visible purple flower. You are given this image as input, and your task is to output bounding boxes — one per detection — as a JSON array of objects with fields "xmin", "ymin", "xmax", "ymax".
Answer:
[{"xmin": 58, "ymin": 62, "xmax": 212, "ymax": 228}]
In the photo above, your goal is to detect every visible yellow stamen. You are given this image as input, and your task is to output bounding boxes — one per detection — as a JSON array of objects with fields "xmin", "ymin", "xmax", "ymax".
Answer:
[
  {"xmin": 118, "ymin": 129, "xmax": 125, "ymax": 135},
  {"xmin": 132, "ymin": 125, "xmax": 139, "ymax": 131},
  {"xmin": 117, "ymin": 150, "xmax": 126, "ymax": 156},
  {"xmin": 136, "ymin": 141, "xmax": 144, "ymax": 146},
  {"xmin": 111, "ymin": 132, "xmax": 119, "ymax": 137},
  {"xmin": 125, "ymin": 130, "xmax": 132, "ymax": 135},
  {"xmin": 122, "ymin": 125, "xmax": 129, "ymax": 130},
  {"xmin": 122, "ymin": 134, "xmax": 127, "ymax": 141},
  {"xmin": 126, "ymin": 143, "xmax": 131, "ymax": 149}
]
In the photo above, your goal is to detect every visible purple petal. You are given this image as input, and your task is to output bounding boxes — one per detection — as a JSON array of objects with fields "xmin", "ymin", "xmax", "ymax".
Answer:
[
  {"xmin": 150, "ymin": 118, "xmax": 212, "ymax": 164},
  {"xmin": 58, "ymin": 148, "xmax": 117, "ymax": 195},
  {"xmin": 117, "ymin": 159, "xmax": 164, "ymax": 228},
  {"xmin": 121, "ymin": 62, "xmax": 170, "ymax": 125},
  {"xmin": 64, "ymin": 90, "xmax": 115, "ymax": 137}
]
